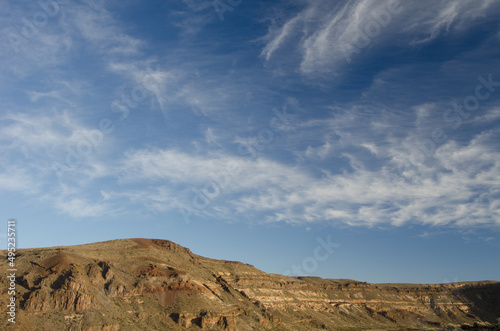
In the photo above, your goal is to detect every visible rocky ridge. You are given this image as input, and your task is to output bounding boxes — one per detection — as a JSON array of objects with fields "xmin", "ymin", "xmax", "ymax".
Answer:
[{"xmin": 1, "ymin": 238, "xmax": 499, "ymax": 330}]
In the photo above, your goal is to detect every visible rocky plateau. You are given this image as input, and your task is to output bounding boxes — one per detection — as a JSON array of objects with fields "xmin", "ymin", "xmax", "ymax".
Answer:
[{"xmin": 1, "ymin": 238, "xmax": 499, "ymax": 330}]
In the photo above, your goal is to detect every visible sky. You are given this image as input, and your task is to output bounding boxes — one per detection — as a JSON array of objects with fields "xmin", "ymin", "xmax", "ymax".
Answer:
[{"xmin": 1, "ymin": 0, "xmax": 500, "ymax": 284}]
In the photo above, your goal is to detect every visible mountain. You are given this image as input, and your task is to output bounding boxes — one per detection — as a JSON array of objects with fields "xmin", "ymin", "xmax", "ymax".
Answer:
[{"xmin": 1, "ymin": 238, "xmax": 499, "ymax": 330}]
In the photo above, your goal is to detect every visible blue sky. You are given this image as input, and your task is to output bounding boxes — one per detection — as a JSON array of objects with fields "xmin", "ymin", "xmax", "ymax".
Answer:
[{"xmin": 1, "ymin": 0, "xmax": 500, "ymax": 283}]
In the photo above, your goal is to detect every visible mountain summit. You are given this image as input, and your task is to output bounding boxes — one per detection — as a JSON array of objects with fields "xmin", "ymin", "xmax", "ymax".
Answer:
[{"xmin": 2, "ymin": 238, "xmax": 499, "ymax": 330}]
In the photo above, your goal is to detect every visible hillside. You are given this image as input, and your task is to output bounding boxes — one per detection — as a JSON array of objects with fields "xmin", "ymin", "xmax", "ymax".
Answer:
[{"xmin": 1, "ymin": 238, "xmax": 499, "ymax": 330}]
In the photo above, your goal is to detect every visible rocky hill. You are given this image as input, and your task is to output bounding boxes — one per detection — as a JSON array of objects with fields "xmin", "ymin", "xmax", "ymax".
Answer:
[{"xmin": 1, "ymin": 238, "xmax": 499, "ymax": 330}]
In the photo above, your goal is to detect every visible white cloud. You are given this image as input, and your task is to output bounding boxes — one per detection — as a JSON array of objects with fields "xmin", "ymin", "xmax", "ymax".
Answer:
[
  {"xmin": 261, "ymin": 12, "xmax": 304, "ymax": 62},
  {"xmin": 170, "ymin": 0, "xmax": 215, "ymax": 36},
  {"xmin": 0, "ymin": 168, "xmax": 39, "ymax": 194},
  {"xmin": 261, "ymin": 0, "xmax": 499, "ymax": 75},
  {"xmin": 0, "ymin": 108, "xmax": 117, "ymax": 217},
  {"xmin": 107, "ymin": 61, "xmax": 174, "ymax": 113},
  {"xmin": 406, "ymin": 0, "xmax": 496, "ymax": 45},
  {"xmin": 51, "ymin": 196, "xmax": 110, "ymax": 218},
  {"xmin": 1, "ymin": 112, "xmax": 67, "ymax": 152},
  {"xmin": 473, "ymin": 108, "xmax": 500, "ymax": 123},
  {"xmin": 112, "ymin": 125, "xmax": 500, "ymax": 228},
  {"xmin": 70, "ymin": 4, "xmax": 142, "ymax": 56},
  {"xmin": 204, "ymin": 127, "xmax": 221, "ymax": 146},
  {"xmin": 305, "ymin": 141, "xmax": 333, "ymax": 159}
]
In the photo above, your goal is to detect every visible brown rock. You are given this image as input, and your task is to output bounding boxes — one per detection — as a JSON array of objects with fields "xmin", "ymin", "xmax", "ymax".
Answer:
[{"xmin": 1, "ymin": 238, "xmax": 498, "ymax": 330}]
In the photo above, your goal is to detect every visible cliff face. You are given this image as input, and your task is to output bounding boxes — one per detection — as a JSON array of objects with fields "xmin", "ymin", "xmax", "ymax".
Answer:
[{"xmin": 1, "ymin": 238, "xmax": 499, "ymax": 330}]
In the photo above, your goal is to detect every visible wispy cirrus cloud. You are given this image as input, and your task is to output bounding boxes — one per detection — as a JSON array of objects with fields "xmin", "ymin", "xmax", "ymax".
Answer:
[
  {"xmin": 1, "ymin": 0, "xmax": 499, "ymax": 232},
  {"xmin": 261, "ymin": 0, "xmax": 500, "ymax": 75},
  {"xmin": 106, "ymin": 121, "xmax": 500, "ymax": 228},
  {"xmin": 405, "ymin": 0, "xmax": 497, "ymax": 45},
  {"xmin": 0, "ymin": 107, "xmax": 115, "ymax": 217},
  {"xmin": 71, "ymin": 5, "xmax": 143, "ymax": 56}
]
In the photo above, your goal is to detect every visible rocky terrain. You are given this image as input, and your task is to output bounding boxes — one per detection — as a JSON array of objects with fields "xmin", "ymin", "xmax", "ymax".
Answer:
[{"xmin": 1, "ymin": 238, "xmax": 499, "ymax": 330}]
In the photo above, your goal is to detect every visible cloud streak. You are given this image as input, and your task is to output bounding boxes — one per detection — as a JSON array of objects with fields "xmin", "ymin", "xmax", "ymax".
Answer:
[
  {"xmin": 110, "ymin": 126, "xmax": 500, "ymax": 228},
  {"xmin": 261, "ymin": 0, "xmax": 499, "ymax": 75}
]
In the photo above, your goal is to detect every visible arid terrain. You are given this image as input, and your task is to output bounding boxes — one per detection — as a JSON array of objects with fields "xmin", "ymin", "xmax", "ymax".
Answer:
[{"xmin": 1, "ymin": 238, "xmax": 499, "ymax": 330}]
